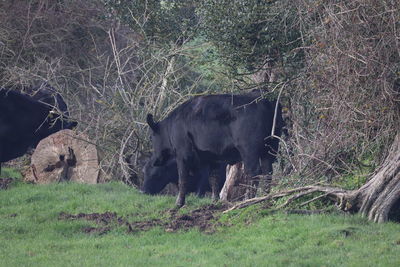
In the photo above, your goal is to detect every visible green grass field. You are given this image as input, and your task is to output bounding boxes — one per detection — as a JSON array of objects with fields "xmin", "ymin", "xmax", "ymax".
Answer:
[{"xmin": 1, "ymin": 179, "xmax": 400, "ymax": 266}]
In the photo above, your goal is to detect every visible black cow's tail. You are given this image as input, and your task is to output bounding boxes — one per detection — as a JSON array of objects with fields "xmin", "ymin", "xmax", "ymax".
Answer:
[
  {"xmin": 186, "ymin": 132, "xmax": 202, "ymax": 168},
  {"xmin": 187, "ymin": 132, "xmax": 199, "ymax": 152}
]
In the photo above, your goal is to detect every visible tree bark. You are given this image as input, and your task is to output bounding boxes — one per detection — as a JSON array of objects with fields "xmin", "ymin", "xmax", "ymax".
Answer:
[
  {"xmin": 220, "ymin": 163, "xmax": 240, "ymax": 201},
  {"xmin": 220, "ymin": 163, "xmax": 248, "ymax": 201},
  {"xmin": 342, "ymin": 133, "xmax": 400, "ymax": 222}
]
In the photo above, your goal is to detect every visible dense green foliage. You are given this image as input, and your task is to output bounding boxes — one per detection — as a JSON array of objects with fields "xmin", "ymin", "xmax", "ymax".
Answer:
[
  {"xmin": 103, "ymin": 0, "xmax": 198, "ymax": 44},
  {"xmin": 1, "ymin": 182, "xmax": 400, "ymax": 266},
  {"xmin": 104, "ymin": 0, "xmax": 303, "ymax": 75},
  {"xmin": 198, "ymin": 0, "xmax": 302, "ymax": 73}
]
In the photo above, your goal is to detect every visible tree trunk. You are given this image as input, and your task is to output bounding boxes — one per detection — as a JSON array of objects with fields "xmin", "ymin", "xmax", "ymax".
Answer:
[
  {"xmin": 220, "ymin": 163, "xmax": 247, "ymax": 201},
  {"xmin": 342, "ymin": 133, "xmax": 400, "ymax": 222},
  {"xmin": 220, "ymin": 163, "xmax": 239, "ymax": 201}
]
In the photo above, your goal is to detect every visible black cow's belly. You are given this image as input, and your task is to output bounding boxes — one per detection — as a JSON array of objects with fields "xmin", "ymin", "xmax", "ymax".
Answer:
[{"xmin": 196, "ymin": 146, "xmax": 241, "ymax": 165}]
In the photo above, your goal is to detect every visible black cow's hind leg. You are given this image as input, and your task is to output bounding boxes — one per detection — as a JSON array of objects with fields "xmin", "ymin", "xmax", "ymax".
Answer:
[
  {"xmin": 241, "ymin": 152, "xmax": 263, "ymax": 199},
  {"xmin": 176, "ymin": 159, "xmax": 189, "ymax": 208},
  {"xmin": 196, "ymin": 166, "xmax": 210, "ymax": 198},
  {"xmin": 209, "ymin": 168, "xmax": 220, "ymax": 201}
]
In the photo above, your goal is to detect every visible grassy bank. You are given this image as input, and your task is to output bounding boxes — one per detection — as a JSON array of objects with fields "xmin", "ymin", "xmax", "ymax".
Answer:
[{"xmin": 1, "ymin": 181, "xmax": 400, "ymax": 266}]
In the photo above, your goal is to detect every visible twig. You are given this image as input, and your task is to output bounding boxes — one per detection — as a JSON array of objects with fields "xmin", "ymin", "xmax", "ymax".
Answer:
[
  {"xmin": 298, "ymin": 192, "xmax": 330, "ymax": 208},
  {"xmin": 223, "ymin": 185, "xmax": 347, "ymax": 213}
]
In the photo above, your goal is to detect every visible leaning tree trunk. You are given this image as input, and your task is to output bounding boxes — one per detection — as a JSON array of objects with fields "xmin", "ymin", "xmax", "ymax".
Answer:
[
  {"xmin": 342, "ymin": 133, "xmax": 400, "ymax": 223},
  {"xmin": 220, "ymin": 163, "xmax": 247, "ymax": 201}
]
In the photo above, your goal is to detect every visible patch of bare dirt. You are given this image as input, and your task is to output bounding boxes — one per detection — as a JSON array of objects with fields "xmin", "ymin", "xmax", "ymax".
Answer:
[
  {"xmin": 165, "ymin": 203, "xmax": 229, "ymax": 233},
  {"xmin": 0, "ymin": 178, "xmax": 13, "ymax": 190},
  {"xmin": 58, "ymin": 211, "xmax": 126, "ymax": 235},
  {"xmin": 58, "ymin": 203, "xmax": 231, "ymax": 235},
  {"xmin": 127, "ymin": 218, "xmax": 164, "ymax": 233}
]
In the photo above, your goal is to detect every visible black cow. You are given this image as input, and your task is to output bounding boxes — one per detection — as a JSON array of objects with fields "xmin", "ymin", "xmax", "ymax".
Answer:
[
  {"xmin": 146, "ymin": 91, "xmax": 284, "ymax": 207},
  {"xmin": 142, "ymin": 157, "xmax": 226, "ymax": 199},
  {"xmin": 0, "ymin": 87, "xmax": 77, "ymax": 173}
]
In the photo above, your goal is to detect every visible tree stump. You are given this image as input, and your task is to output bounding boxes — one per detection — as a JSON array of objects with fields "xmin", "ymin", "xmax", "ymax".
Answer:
[
  {"xmin": 25, "ymin": 129, "xmax": 99, "ymax": 184},
  {"xmin": 220, "ymin": 163, "xmax": 248, "ymax": 201}
]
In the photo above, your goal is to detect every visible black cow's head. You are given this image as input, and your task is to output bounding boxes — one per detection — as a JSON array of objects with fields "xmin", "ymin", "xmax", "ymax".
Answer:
[
  {"xmin": 33, "ymin": 109, "xmax": 77, "ymax": 147},
  {"xmin": 142, "ymin": 157, "xmax": 178, "ymax": 194},
  {"xmin": 30, "ymin": 83, "xmax": 78, "ymax": 141},
  {"xmin": 146, "ymin": 114, "xmax": 172, "ymax": 166}
]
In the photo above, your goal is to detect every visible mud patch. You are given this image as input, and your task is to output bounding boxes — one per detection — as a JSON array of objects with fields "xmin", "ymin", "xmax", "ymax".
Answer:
[
  {"xmin": 0, "ymin": 178, "xmax": 13, "ymax": 190},
  {"xmin": 127, "ymin": 218, "xmax": 164, "ymax": 233},
  {"xmin": 59, "ymin": 203, "xmax": 230, "ymax": 234},
  {"xmin": 165, "ymin": 203, "xmax": 228, "ymax": 233},
  {"xmin": 58, "ymin": 211, "xmax": 125, "ymax": 234},
  {"xmin": 126, "ymin": 204, "xmax": 228, "ymax": 234}
]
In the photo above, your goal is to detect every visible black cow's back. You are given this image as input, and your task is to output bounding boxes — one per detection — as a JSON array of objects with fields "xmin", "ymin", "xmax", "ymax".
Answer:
[{"xmin": 164, "ymin": 93, "xmax": 279, "ymax": 164}]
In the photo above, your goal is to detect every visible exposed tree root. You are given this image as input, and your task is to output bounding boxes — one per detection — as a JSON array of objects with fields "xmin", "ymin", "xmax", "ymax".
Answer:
[
  {"xmin": 224, "ymin": 133, "xmax": 400, "ymax": 224},
  {"xmin": 223, "ymin": 185, "xmax": 347, "ymax": 213}
]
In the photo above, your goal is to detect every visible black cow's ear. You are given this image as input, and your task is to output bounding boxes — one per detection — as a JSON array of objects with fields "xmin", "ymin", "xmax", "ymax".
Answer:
[{"xmin": 146, "ymin": 113, "xmax": 159, "ymax": 133}]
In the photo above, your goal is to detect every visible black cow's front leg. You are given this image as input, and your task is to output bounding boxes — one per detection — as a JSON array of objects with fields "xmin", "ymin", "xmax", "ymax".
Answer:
[{"xmin": 176, "ymin": 159, "xmax": 189, "ymax": 208}]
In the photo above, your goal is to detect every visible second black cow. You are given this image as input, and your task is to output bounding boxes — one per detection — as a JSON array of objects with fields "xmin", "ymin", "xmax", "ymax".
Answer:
[
  {"xmin": 146, "ymin": 91, "xmax": 284, "ymax": 207},
  {"xmin": 142, "ymin": 157, "xmax": 226, "ymax": 199}
]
